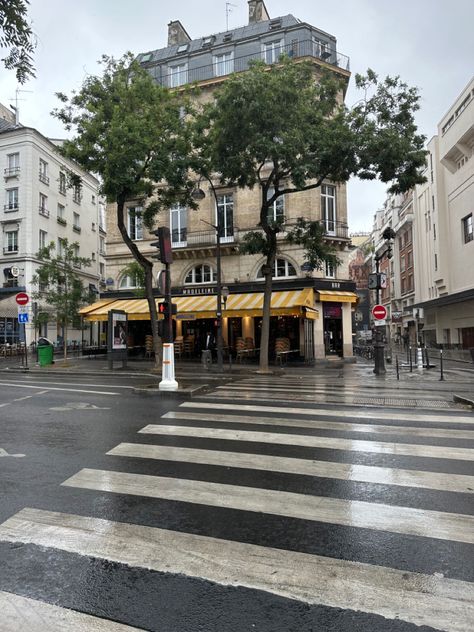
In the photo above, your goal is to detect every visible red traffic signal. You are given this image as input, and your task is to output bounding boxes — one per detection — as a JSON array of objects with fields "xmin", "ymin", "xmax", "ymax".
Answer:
[
  {"xmin": 151, "ymin": 227, "xmax": 173, "ymax": 264},
  {"xmin": 159, "ymin": 302, "xmax": 177, "ymax": 318}
]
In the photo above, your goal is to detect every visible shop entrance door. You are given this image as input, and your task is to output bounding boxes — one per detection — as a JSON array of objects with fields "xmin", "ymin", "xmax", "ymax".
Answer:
[{"xmin": 323, "ymin": 303, "xmax": 343, "ymax": 356}]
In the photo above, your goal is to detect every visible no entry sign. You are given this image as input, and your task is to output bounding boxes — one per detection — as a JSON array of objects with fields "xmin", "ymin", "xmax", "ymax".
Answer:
[
  {"xmin": 372, "ymin": 304, "xmax": 387, "ymax": 320},
  {"xmin": 15, "ymin": 292, "xmax": 29, "ymax": 306}
]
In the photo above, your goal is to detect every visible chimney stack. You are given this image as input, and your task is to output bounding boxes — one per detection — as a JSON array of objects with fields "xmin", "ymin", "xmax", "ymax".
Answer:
[
  {"xmin": 248, "ymin": 0, "xmax": 270, "ymax": 24},
  {"xmin": 167, "ymin": 20, "xmax": 191, "ymax": 47}
]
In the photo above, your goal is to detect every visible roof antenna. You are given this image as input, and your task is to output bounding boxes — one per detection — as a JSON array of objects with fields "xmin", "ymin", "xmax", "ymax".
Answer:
[
  {"xmin": 9, "ymin": 86, "xmax": 33, "ymax": 126},
  {"xmin": 226, "ymin": 2, "xmax": 238, "ymax": 30}
]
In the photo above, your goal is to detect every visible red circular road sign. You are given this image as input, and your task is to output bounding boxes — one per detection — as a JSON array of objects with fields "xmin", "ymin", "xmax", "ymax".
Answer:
[
  {"xmin": 15, "ymin": 292, "xmax": 29, "ymax": 306},
  {"xmin": 372, "ymin": 304, "xmax": 387, "ymax": 320}
]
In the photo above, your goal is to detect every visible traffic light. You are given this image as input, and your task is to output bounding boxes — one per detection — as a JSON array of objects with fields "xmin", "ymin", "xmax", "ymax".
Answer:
[
  {"xmin": 158, "ymin": 302, "xmax": 178, "ymax": 319},
  {"xmin": 150, "ymin": 227, "xmax": 173, "ymax": 264}
]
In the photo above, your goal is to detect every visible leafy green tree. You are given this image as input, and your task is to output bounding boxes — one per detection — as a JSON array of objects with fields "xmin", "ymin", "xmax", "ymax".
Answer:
[
  {"xmin": 52, "ymin": 54, "xmax": 195, "ymax": 366},
  {"xmin": 0, "ymin": 0, "xmax": 36, "ymax": 83},
  {"xmin": 120, "ymin": 261, "xmax": 146, "ymax": 298},
  {"xmin": 32, "ymin": 240, "xmax": 92, "ymax": 362},
  {"xmin": 198, "ymin": 58, "xmax": 426, "ymax": 372}
]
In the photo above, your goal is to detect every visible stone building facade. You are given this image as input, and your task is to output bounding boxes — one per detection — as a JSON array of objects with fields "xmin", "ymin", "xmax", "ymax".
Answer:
[{"xmin": 101, "ymin": 1, "xmax": 356, "ymax": 362}]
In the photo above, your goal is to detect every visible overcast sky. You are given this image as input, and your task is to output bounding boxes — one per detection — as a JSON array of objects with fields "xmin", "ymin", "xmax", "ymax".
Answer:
[{"xmin": 1, "ymin": 0, "xmax": 473, "ymax": 231}]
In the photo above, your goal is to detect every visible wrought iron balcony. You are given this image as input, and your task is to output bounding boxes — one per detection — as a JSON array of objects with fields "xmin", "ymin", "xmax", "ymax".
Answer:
[
  {"xmin": 39, "ymin": 172, "xmax": 50, "ymax": 185},
  {"xmin": 4, "ymin": 167, "xmax": 20, "ymax": 178},
  {"xmin": 151, "ymin": 39, "xmax": 350, "ymax": 88},
  {"xmin": 38, "ymin": 206, "xmax": 49, "ymax": 217},
  {"xmin": 4, "ymin": 203, "xmax": 19, "ymax": 212}
]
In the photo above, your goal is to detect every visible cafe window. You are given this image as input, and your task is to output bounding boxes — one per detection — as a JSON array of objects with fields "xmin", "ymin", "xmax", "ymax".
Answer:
[{"xmin": 184, "ymin": 264, "xmax": 216, "ymax": 285}]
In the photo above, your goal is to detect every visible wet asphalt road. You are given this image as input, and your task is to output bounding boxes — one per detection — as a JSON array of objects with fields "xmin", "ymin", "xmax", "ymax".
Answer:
[{"xmin": 0, "ymin": 372, "xmax": 473, "ymax": 631}]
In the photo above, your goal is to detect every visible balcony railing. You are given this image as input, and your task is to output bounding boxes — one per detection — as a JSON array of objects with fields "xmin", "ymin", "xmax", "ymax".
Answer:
[
  {"xmin": 39, "ymin": 172, "xmax": 50, "ymax": 185},
  {"xmin": 171, "ymin": 218, "xmax": 349, "ymax": 250},
  {"xmin": 154, "ymin": 39, "xmax": 350, "ymax": 88},
  {"xmin": 3, "ymin": 246, "xmax": 18, "ymax": 254},
  {"xmin": 4, "ymin": 167, "xmax": 20, "ymax": 178},
  {"xmin": 4, "ymin": 203, "xmax": 19, "ymax": 212},
  {"xmin": 73, "ymin": 224, "xmax": 81, "ymax": 233},
  {"xmin": 57, "ymin": 216, "xmax": 67, "ymax": 226},
  {"xmin": 38, "ymin": 206, "xmax": 49, "ymax": 217}
]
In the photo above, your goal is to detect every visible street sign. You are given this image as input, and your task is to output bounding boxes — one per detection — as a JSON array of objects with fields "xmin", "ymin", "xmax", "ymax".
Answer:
[
  {"xmin": 372, "ymin": 304, "xmax": 387, "ymax": 320},
  {"xmin": 18, "ymin": 313, "xmax": 29, "ymax": 323},
  {"xmin": 17, "ymin": 305, "xmax": 28, "ymax": 315},
  {"xmin": 10, "ymin": 265, "xmax": 20, "ymax": 278},
  {"xmin": 374, "ymin": 319, "xmax": 386, "ymax": 327},
  {"xmin": 15, "ymin": 292, "xmax": 29, "ymax": 306}
]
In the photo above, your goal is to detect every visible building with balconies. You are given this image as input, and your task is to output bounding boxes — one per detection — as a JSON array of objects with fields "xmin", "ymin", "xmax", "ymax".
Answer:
[
  {"xmin": 0, "ymin": 109, "xmax": 104, "ymax": 346},
  {"xmin": 102, "ymin": 0, "xmax": 356, "ymax": 362},
  {"xmin": 413, "ymin": 77, "xmax": 474, "ymax": 350}
]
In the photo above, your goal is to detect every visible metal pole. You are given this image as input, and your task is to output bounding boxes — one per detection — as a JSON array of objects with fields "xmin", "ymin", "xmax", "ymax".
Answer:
[
  {"xmin": 373, "ymin": 255, "xmax": 386, "ymax": 375},
  {"xmin": 425, "ymin": 345, "xmax": 430, "ymax": 369},
  {"xmin": 216, "ymin": 223, "xmax": 223, "ymax": 371},
  {"xmin": 409, "ymin": 346, "xmax": 413, "ymax": 372},
  {"xmin": 166, "ymin": 263, "xmax": 172, "ymax": 343},
  {"xmin": 396, "ymin": 354, "xmax": 399, "ymax": 380},
  {"xmin": 439, "ymin": 349, "xmax": 444, "ymax": 381}
]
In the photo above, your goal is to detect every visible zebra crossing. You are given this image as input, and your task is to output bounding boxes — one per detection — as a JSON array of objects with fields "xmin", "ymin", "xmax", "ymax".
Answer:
[{"xmin": 0, "ymin": 381, "xmax": 473, "ymax": 631}]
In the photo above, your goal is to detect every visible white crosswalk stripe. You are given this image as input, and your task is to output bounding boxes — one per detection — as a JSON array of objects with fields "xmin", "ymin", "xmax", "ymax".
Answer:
[{"xmin": 1, "ymin": 382, "xmax": 473, "ymax": 631}]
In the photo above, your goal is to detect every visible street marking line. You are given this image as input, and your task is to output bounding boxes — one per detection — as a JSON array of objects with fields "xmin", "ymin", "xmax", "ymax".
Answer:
[
  {"xmin": 163, "ymin": 411, "xmax": 474, "ymax": 440},
  {"xmin": 0, "ymin": 448, "xmax": 25, "ymax": 458},
  {"xmin": 107, "ymin": 442, "xmax": 474, "ymax": 494},
  {"xmin": 0, "ymin": 589, "xmax": 142, "ymax": 631},
  {"xmin": 1, "ymin": 508, "xmax": 472, "ymax": 632},
  {"xmin": 0, "ymin": 382, "xmax": 119, "ymax": 395},
  {"xmin": 139, "ymin": 424, "xmax": 474, "ymax": 461},
  {"xmin": 62, "ymin": 468, "xmax": 474, "ymax": 544},
  {"xmin": 12, "ymin": 379, "xmax": 135, "ymax": 389},
  {"xmin": 181, "ymin": 401, "xmax": 474, "ymax": 425}
]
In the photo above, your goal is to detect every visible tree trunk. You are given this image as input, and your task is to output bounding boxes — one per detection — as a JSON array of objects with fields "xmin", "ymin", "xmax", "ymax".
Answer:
[
  {"xmin": 63, "ymin": 323, "xmax": 67, "ymax": 362},
  {"xmin": 116, "ymin": 199, "xmax": 161, "ymax": 369},
  {"xmin": 258, "ymin": 255, "xmax": 275, "ymax": 373}
]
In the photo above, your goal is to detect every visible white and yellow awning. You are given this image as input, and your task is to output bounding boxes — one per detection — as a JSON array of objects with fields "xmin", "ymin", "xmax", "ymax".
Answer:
[
  {"xmin": 317, "ymin": 290, "xmax": 358, "ymax": 303},
  {"xmin": 80, "ymin": 288, "xmax": 318, "ymax": 322}
]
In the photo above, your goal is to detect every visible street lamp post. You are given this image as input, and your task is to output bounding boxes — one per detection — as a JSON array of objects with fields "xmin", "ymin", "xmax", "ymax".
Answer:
[
  {"xmin": 192, "ymin": 178, "xmax": 225, "ymax": 372},
  {"xmin": 373, "ymin": 227, "xmax": 396, "ymax": 375}
]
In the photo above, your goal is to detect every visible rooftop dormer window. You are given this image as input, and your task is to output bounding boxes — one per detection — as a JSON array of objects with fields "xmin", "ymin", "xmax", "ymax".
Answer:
[
  {"xmin": 223, "ymin": 33, "xmax": 233, "ymax": 42},
  {"xmin": 269, "ymin": 19, "xmax": 282, "ymax": 30},
  {"xmin": 140, "ymin": 52, "xmax": 152, "ymax": 63},
  {"xmin": 177, "ymin": 44, "xmax": 189, "ymax": 54},
  {"xmin": 202, "ymin": 35, "xmax": 215, "ymax": 47}
]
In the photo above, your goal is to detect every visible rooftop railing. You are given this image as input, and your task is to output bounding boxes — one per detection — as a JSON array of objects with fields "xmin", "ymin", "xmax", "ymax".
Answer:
[{"xmin": 153, "ymin": 39, "xmax": 350, "ymax": 88}]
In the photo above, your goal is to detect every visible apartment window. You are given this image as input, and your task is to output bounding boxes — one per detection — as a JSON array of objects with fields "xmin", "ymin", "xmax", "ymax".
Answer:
[
  {"xmin": 463, "ymin": 213, "xmax": 473, "ymax": 243},
  {"xmin": 325, "ymin": 260, "xmax": 335, "ymax": 278},
  {"xmin": 400, "ymin": 255, "xmax": 406, "ymax": 272},
  {"xmin": 214, "ymin": 51, "xmax": 234, "ymax": 77},
  {"xmin": 312, "ymin": 37, "xmax": 330, "ymax": 59},
  {"xmin": 57, "ymin": 238, "xmax": 66, "ymax": 256},
  {"xmin": 408, "ymin": 274, "xmax": 413, "ymax": 292},
  {"xmin": 185, "ymin": 264, "xmax": 216, "ymax": 285},
  {"xmin": 99, "ymin": 262, "xmax": 105, "ymax": 278},
  {"xmin": 5, "ymin": 188, "xmax": 19, "ymax": 211},
  {"xmin": 170, "ymin": 204, "xmax": 187, "ymax": 245},
  {"xmin": 4, "ymin": 229, "xmax": 18, "ymax": 254},
  {"xmin": 398, "ymin": 236, "xmax": 403, "ymax": 250},
  {"xmin": 91, "ymin": 252, "xmax": 96, "ymax": 261},
  {"xmin": 39, "ymin": 193, "xmax": 48, "ymax": 216},
  {"xmin": 407, "ymin": 251, "xmax": 412, "ymax": 268},
  {"xmin": 39, "ymin": 159, "xmax": 49, "ymax": 185},
  {"xmin": 127, "ymin": 206, "xmax": 143, "ymax": 240},
  {"xmin": 216, "ymin": 194, "xmax": 234, "ymax": 241},
  {"xmin": 257, "ymin": 258, "xmax": 297, "ymax": 279},
  {"xmin": 59, "ymin": 172, "xmax": 66, "ymax": 195},
  {"xmin": 91, "ymin": 194, "xmax": 96, "ymax": 204},
  {"xmin": 39, "ymin": 229, "xmax": 47, "ymax": 250},
  {"xmin": 92, "ymin": 222, "xmax": 96, "ymax": 231},
  {"xmin": 267, "ymin": 188, "xmax": 285, "ymax": 223},
  {"xmin": 73, "ymin": 212, "xmax": 80, "ymax": 231},
  {"xmin": 169, "ymin": 63, "xmax": 188, "ymax": 87},
  {"xmin": 119, "ymin": 274, "xmax": 139, "ymax": 289},
  {"xmin": 262, "ymin": 39, "xmax": 284, "ymax": 64},
  {"xmin": 432, "ymin": 195, "xmax": 435, "ymax": 211},
  {"xmin": 434, "ymin": 253, "xmax": 438, "ymax": 271},
  {"xmin": 5, "ymin": 152, "xmax": 20, "ymax": 177},
  {"xmin": 73, "ymin": 184, "xmax": 82, "ymax": 204},
  {"xmin": 401, "ymin": 277, "xmax": 406, "ymax": 294},
  {"xmin": 321, "ymin": 184, "xmax": 336, "ymax": 235},
  {"xmin": 99, "ymin": 236, "xmax": 105, "ymax": 254},
  {"xmin": 433, "ymin": 223, "xmax": 436, "ymax": 240}
]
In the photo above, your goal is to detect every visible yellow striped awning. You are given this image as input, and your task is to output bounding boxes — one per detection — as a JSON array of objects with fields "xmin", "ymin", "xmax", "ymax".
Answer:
[
  {"xmin": 81, "ymin": 288, "xmax": 317, "ymax": 321},
  {"xmin": 317, "ymin": 290, "xmax": 358, "ymax": 303},
  {"xmin": 78, "ymin": 299, "xmax": 117, "ymax": 315}
]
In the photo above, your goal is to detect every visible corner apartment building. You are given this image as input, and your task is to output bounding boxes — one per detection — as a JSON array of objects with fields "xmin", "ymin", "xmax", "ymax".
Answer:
[
  {"xmin": 99, "ymin": 0, "xmax": 357, "ymax": 362},
  {"xmin": 0, "ymin": 106, "xmax": 104, "ymax": 346},
  {"xmin": 413, "ymin": 77, "xmax": 474, "ymax": 349}
]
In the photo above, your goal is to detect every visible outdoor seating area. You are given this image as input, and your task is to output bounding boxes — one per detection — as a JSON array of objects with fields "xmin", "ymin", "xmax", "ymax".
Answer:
[{"xmin": 0, "ymin": 342, "xmax": 27, "ymax": 357}]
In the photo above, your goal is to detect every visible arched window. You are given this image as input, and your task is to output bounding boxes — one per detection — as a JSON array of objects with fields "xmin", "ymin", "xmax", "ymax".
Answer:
[
  {"xmin": 184, "ymin": 264, "xmax": 217, "ymax": 285},
  {"xmin": 119, "ymin": 274, "xmax": 139, "ymax": 289},
  {"xmin": 256, "ymin": 258, "xmax": 297, "ymax": 279}
]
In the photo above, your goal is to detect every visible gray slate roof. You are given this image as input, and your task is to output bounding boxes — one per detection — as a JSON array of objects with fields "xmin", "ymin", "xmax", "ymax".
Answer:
[
  {"xmin": 140, "ymin": 14, "xmax": 301, "ymax": 64},
  {"xmin": 0, "ymin": 119, "xmax": 18, "ymax": 133}
]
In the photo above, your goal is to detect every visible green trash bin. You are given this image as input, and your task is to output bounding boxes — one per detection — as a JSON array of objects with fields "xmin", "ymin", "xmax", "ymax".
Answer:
[{"xmin": 37, "ymin": 339, "xmax": 54, "ymax": 366}]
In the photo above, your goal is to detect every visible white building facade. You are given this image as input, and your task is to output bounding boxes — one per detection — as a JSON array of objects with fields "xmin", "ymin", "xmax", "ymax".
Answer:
[{"xmin": 0, "ymin": 113, "xmax": 103, "ymax": 346}]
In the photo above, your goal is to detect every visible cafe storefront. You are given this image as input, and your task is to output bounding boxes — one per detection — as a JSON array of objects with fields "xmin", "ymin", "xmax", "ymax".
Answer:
[{"xmin": 80, "ymin": 280, "xmax": 357, "ymax": 362}]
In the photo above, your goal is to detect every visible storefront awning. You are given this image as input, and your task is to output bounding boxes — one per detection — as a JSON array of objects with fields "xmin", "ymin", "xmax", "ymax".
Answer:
[
  {"xmin": 317, "ymin": 290, "xmax": 358, "ymax": 303},
  {"xmin": 80, "ymin": 288, "xmax": 317, "ymax": 322}
]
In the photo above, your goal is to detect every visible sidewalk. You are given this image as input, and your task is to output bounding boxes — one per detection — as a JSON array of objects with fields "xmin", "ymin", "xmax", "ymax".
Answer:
[{"xmin": 1, "ymin": 352, "xmax": 472, "ymax": 404}]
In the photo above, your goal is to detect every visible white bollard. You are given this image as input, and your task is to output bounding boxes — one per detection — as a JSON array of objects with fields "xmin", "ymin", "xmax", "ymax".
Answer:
[
  {"xmin": 416, "ymin": 346, "xmax": 423, "ymax": 370},
  {"xmin": 159, "ymin": 343, "xmax": 178, "ymax": 391}
]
